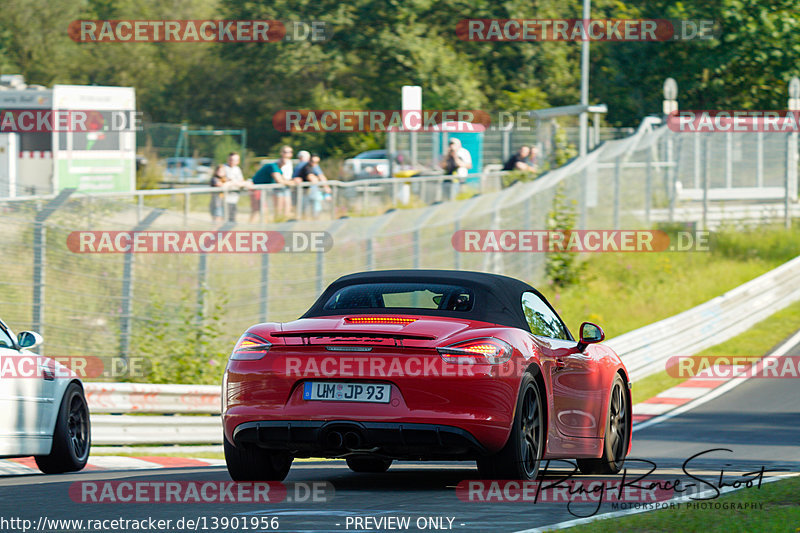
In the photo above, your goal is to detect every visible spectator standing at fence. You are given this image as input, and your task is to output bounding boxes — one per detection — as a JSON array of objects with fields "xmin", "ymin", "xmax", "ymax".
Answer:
[
  {"xmin": 298, "ymin": 154, "xmax": 331, "ymax": 190},
  {"xmin": 439, "ymin": 138, "xmax": 471, "ymax": 200},
  {"xmin": 530, "ymin": 145, "xmax": 540, "ymax": 172},
  {"xmin": 223, "ymin": 152, "xmax": 245, "ymax": 185},
  {"xmin": 440, "ymin": 138, "xmax": 472, "ymax": 177},
  {"xmin": 503, "ymin": 145, "xmax": 536, "ymax": 173},
  {"xmin": 313, "ymin": 154, "xmax": 332, "ymax": 199},
  {"xmin": 249, "ymin": 159, "xmax": 274, "ymax": 223},
  {"xmin": 293, "ymin": 150, "xmax": 311, "ymax": 178},
  {"xmin": 209, "ymin": 164, "xmax": 228, "ymax": 224},
  {"xmin": 298, "ymin": 154, "xmax": 332, "ymax": 218},
  {"xmin": 222, "ymin": 152, "xmax": 249, "ymax": 223},
  {"xmin": 272, "ymin": 145, "xmax": 297, "ymax": 218},
  {"xmin": 288, "ymin": 150, "xmax": 310, "ymax": 217}
]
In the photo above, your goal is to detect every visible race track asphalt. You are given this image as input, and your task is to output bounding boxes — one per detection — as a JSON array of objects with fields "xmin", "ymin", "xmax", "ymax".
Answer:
[{"xmin": 2, "ymin": 338, "xmax": 798, "ymax": 533}]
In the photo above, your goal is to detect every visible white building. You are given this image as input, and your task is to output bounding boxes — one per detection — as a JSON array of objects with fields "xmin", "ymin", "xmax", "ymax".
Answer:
[{"xmin": 0, "ymin": 75, "xmax": 136, "ymax": 197}]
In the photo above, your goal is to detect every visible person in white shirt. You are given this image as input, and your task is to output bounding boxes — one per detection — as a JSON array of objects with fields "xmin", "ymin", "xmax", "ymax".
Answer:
[
  {"xmin": 221, "ymin": 152, "xmax": 249, "ymax": 223},
  {"xmin": 223, "ymin": 152, "xmax": 245, "ymax": 184},
  {"xmin": 273, "ymin": 145, "xmax": 297, "ymax": 218},
  {"xmin": 439, "ymin": 138, "xmax": 472, "ymax": 199},
  {"xmin": 440, "ymin": 138, "xmax": 472, "ymax": 177}
]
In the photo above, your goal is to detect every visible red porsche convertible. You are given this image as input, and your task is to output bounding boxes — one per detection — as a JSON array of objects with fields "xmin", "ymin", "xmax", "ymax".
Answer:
[{"xmin": 222, "ymin": 270, "xmax": 631, "ymax": 481}]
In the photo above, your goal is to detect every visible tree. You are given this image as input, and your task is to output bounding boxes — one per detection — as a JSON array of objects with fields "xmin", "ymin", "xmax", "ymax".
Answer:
[{"xmin": 593, "ymin": 0, "xmax": 800, "ymax": 125}]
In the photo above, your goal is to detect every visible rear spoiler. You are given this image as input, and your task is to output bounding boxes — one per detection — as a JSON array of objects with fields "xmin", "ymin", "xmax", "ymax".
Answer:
[{"xmin": 270, "ymin": 331, "xmax": 436, "ymax": 341}]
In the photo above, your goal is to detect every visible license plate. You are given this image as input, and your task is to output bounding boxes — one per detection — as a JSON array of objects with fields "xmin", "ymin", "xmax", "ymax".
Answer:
[{"xmin": 303, "ymin": 381, "xmax": 391, "ymax": 403}]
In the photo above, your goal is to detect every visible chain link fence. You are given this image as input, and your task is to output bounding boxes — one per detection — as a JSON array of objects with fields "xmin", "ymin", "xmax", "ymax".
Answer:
[
  {"xmin": 1, "ymin": 119, "xmax": 797, "ymax": 377},
  {"xmin": 390, "ymin": 123, "xmax": 635, "ymax": 172}
]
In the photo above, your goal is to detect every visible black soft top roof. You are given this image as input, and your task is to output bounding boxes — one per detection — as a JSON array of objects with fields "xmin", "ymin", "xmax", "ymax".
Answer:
[{"xmin": 302, "ymin": 269, "xmax": 568, "ymax": 336}]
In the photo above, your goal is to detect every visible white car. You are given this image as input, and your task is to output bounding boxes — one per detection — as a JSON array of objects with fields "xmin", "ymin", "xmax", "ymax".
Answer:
[
  {"xmin": 164, "ymin": 157, "xmax": 214, "ymax": 184},
  {"xmin": 342, "ymin": 149, "xmax": 391, "ymax": 180},
  {"xmin": 0, "ymin": 318, "xmax": 90, "ymax": 473}
]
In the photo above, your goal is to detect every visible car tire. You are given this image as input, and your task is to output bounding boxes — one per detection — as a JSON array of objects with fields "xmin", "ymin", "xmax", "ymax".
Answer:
[
  {"xmin": 34, "ymin": 382, "xmax": 91, "ymax": 474},
  {"xmin": 477, "ymin": 372, "xmax": 544, "ymax": 480},
  {"xmin": 224, "ymin": 437, "xmax": 293, "ymax": 481},
  {"xmin": 577, "ymin": 374, "xmax": 629, "ymax": 475},
  {"xmin": 346, "ymin": 456, "xmax": 392, "ymax": 473}
]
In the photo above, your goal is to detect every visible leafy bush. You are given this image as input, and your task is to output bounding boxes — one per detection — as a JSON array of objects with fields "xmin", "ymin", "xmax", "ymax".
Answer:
[
  {"xmin": 545, "ymin": 184, "xmax": 584, "ymax": 288},
  {"xmin": 136, "ymin": 142, "xmax": 164, "ymax": 190},
  {"xmin": 553, "ymin": 125, "xmax": 578, "ymax": 167},
  {"xmin": 501, "ymin": 169, "xmax": 539, "ymax": 188},
  {"xmin": 129, "ymin": 289, "xmax": 230, "ymax": 385}
]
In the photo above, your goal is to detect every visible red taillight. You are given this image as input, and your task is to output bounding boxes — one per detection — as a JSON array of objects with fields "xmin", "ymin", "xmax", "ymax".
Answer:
[
  {"xmin": 437, "ymin": 338, "xmax": 512, "ymax": 365},
  {"xmin": 230, "ymin": 332, "xmax": 272, "ymax": 361},
  {"xmin": 345, "ymin": 316, "xmax": 417, "ymax": 325}
]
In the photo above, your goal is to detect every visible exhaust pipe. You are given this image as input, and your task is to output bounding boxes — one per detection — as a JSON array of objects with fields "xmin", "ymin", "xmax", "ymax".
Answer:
[
  {"xmin": 326, "ymin": 431, "xmax": 343, "ymax": 449},
  {"xmin": 343, "ymin": 431, "xmax": 362, "ymax": 449}
]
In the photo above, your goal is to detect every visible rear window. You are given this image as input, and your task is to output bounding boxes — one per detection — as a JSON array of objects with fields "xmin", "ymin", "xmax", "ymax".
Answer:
[{"xmin": 322, "ymin": 283, "xmax": 474, "ymax": 312}]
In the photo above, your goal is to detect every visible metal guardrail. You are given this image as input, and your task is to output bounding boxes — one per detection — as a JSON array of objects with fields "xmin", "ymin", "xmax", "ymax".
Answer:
[
  {"xmin": 0, "ymin": 171, "xmax": 499, "ymax": 223},
  {"xmin": 85, "ymin": 382, "xmax": 219, "ymax": 414},
  {"xmin": 606, "ymin": 254, "xmax": 800, "ymax": 381},
  {"xmin": 91, "ymin": 415, "xmax": 221, "ymax": 445},
  {"xmin": 642, "ymin": 203, "xmax": 800, "ymax": 230},
  {"xmin": 86, "ymin": 254, "xmax": 800, "ymax": 445},
  {"xmin": 85, "ymin": 383, "xmax": 221, "ymax": 446}
]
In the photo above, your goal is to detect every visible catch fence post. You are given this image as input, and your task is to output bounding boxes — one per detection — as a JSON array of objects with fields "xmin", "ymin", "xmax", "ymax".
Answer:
[
  {"xmin": 613, "ymin": 156, "xmax": 621, "ymax": 230},
  {"xmin": 32, "ymin": 189, "xmax": 75, "ymax": 346},
  {"xmin": 645, "ymin": 150, "xmax": 652, "ymax": 224},
  {"xmin": 120, "ymin": 209, "xmax": 163, "ymax": 362}
]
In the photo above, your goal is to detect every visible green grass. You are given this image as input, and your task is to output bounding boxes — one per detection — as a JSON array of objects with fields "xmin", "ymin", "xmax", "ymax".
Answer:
[
  {"xmin": 551, "ymin": 225, "xmax": 800, "ymax": 340},
  {"xmin": 559, "ymin": 475, "xmax": 800, "ymax": 532},
  {"xmin": 632, "ymin": 298, "xmax": 800, "ymax": 404},
  {"xmin": 554, "ymin": 252, "xmax": 759, "ymax": 337},
  {"xmin": 542, "ymin": 224, "xmax": 800, "ymax": 403},
  {"xmin": 631, "ymin": 371, "xmax": 687, "ymax": 406}
]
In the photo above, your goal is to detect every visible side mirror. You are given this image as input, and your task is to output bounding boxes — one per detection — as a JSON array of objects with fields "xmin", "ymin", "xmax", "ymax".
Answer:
[
  {"xmin": 17, "ymin": 331, "xmax": 43, "ymax": 350},
  {"xmin": 577, "ymin": 322, "xmax": 604, "ymax": 352}
]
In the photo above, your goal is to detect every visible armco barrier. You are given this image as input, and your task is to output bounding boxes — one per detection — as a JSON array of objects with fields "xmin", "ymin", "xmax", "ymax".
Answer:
[
  {"xmin": 641, "ymin": 203, "xmax": 800, "ymax": 230},
  {"xmin": 85, "ymin": 382, "xmax": 220, "ymax": 414},
  {"xmin": 91, "ymin": 415, "xmax": 221, "ymax": 445},
  {"xmin": 85, "ymin": 383, "xmax": 221, "ymax": 445},
  {"xmin": 86, "ymin": 254, "xmax": 800, "ymax": 444},
  {"xmin": 606, "ymin": 254, "xmax": 800, "ymax": 381}
]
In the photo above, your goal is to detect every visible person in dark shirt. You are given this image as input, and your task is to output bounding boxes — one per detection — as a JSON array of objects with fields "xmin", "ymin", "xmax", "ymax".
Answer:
[
  {"xmin": 292, "ymin": 150, "xmax": 312, "ymax": 178},
  {"xmin": 297, "ymin": 155, "xmax": 322, "ymax": 181},
  {"xmin": 248, "ymin": 148, "xmax": 298, "ymax": 222},
  {"xmin": 248, "ymin": 160, "xmax": 276, "ymax": 223},
  {"xmin": 298, "ymin": 154, "xmax": 331, "ymax": 218},
  {"xmin": 503, "ymin": 145, "xmax": 536, "ymax": 172},
  {"xmin": 209, "ymin": 164, "xmax": 227, "ymax": 224}
]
